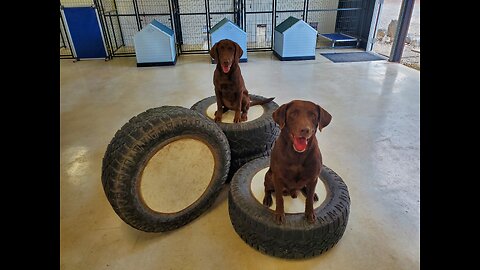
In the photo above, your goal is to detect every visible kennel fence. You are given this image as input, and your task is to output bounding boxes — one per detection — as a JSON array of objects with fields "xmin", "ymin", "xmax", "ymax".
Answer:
[{"xmin": 61, "ymin": 0, "xmax": 367, "ymax": 58}]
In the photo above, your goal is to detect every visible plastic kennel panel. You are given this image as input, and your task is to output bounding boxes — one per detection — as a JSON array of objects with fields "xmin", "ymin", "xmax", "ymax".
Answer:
[{"xmin": 61, "ymin": 5, "xmax": 109, "ymax": 59}]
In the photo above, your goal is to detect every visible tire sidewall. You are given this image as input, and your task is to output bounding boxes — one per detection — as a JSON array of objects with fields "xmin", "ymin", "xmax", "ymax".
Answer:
[
  {"xmin": 191, "ymin": 95, "xmax": 278, "ymax": 131},
  {"xmin": 229, "ymin": 156, "xmax": 350, "ymax": 258},
  {"xmin": 231, "ymin": 157, "xmax": 341, "ymax": 229},
  {"xmin": 191, "ymin": 95, "xmax": 280, "ymax": 158},
  {"xmin": 102, "ymin": 106, "xmax": 231, "ymax": 232}
]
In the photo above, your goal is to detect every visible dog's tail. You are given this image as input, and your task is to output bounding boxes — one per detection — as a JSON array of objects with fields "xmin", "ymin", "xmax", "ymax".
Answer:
[{"xmin": 250, "ymin": 97, "xmax": 275, "ymax": 106}]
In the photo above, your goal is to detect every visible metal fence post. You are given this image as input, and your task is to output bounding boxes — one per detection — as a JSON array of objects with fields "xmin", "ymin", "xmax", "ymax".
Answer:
[{"xmin": 389, "ymin": 0, "xmax": 415, "ymax": 62}]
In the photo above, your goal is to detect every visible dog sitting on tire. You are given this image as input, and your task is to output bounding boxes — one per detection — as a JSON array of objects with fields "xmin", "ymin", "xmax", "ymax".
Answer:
[
  {"xmin": 263, "ymin": 100, "xmax": 332, "ymax": 224},
  {"xmin": 210, "ymin": 39, "xmax": 274, "ymax": 123}
]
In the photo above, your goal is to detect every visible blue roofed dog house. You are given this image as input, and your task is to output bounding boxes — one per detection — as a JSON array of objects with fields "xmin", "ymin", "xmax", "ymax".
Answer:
[
  {"xmin": 273, "ymin": 17, "xmax": 317, "ymax": 61},
  {"xmin": 133, "ymin": 20, "xmax": 177, "ymax": 67},
  {"xmin": 210, "ymin": 18, "xmax": 247, "ymax": 63}
]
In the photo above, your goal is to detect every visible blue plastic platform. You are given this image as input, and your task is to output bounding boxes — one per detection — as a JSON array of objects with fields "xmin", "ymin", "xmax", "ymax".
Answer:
[{"xmin": 319, "ymin": 33, "xmax": 359, "ymax": 48}]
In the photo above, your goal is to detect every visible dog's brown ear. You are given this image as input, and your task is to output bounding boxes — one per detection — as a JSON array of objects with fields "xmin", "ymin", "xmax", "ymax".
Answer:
[
  {"xmin": 210, "ymin": 43, "xmax": 218, "ymax": 61},
  {"xmin": 273, "ymin": 102, "xmax": 290, "ymax": 129},
  {"xmin": 234, "ymin": 42, "xmax": 243, "ymax": 60},
  {"xmin": 317, "ymin": 105, "xmax": 332, "ymax": 132}
]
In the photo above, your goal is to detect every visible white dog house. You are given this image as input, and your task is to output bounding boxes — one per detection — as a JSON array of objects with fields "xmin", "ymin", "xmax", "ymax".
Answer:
[
  {"xmin": 134, "ymin": 19, "xmax": 176, "ymax": 67},
  {"xmin": 273, "ymin": 16, "xmax": 317, "ymax": 61},
  {"xmin": 210, "ymin": 18, "xmax": 247, "ymax": 63}
]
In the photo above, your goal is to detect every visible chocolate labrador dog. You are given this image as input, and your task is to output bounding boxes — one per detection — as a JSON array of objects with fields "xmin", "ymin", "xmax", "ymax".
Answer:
[
  {"xmin": 263, "ymin": 100, "xmax": 332, "ymax": 224},
  {"xmin": 210, "ymin": 39, "xmax": 273, "ymax": 123}
]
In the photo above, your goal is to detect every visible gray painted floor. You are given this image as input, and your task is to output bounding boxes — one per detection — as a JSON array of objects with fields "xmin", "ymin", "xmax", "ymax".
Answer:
[{"xmin": 60, "ymin": 51, "xmax": 419, "ymax": 270}]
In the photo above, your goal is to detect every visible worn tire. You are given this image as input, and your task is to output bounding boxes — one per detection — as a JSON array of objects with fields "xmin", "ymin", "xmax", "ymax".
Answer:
[
  {"xmin": 190, "ymin": 95, "xmax": 280, "ymax": 159},
  {"xmin": 227, "ymin": 149, "xmax": 271, "ymax": 183},
  {"xmin": 101, "ymin": 106, "xmax": 230, "ymax": 232},
  {"xmin": 228, "ymin": 157, "xmax": 350, "ymax": 259}
]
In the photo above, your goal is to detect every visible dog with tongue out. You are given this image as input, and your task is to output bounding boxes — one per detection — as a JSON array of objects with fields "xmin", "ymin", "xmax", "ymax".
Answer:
[{"xmin": 262, "ymin": 100, "xmax": 332, "ymax": 224}]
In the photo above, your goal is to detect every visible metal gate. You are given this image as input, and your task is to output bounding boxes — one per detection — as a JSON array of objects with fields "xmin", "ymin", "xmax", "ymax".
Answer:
[
  {"xmin": 334, "ymin": 0, "xmax": 364, "ymax": 36},
  {"xmin": 242, "ymin": 0, "xmax": 274, "ymax": 50},
  {"xmin": 96, "ymin": 0, "xmax": 174, "ymax": 56},
  {"xmin": 171, "ymin": 0, "xmax": 208, "ymax": 53},
  {"xmin": 207, "ymin": 0, "xmax": 238, "ymax": 49},
  {"xmin": 60, "ymin": 14, "xmax": 74, "ymax": 59},
  {"xmin": 97, "ymin": 0, "xmax": 233, "ymax": 55},
  {"xmin": 275, "ymin": 0, "xmax": 306, "ymax": 26},
  {"xmin": 171, "ymin": 0, "xmax": 239, "ymax": 54},
  {"xmin": 67, "ymin": 0, "xmax": 367, "ymax": 58}
]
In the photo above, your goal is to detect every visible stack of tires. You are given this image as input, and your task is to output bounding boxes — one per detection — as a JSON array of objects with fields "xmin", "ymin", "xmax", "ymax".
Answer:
[
  {"xmin": 190, "ymin": 95, "xmax": 280, "ymax": 181},
  {"xmin": 101, "ymin": 98, "xmax": 350, "ymax": 259}
]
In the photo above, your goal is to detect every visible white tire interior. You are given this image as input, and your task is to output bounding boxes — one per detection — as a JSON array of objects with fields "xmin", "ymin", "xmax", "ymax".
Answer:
[
  {"xmin": 250, "ymin": 167, "xmax": 327, "ymax": 213},
  {"xmin": 206, "ymin": 103, "xmax": 264, "ymax": 123}
]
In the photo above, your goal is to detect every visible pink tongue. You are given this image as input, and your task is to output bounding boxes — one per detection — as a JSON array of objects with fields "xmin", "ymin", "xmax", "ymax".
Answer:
[
  {"xmin": 222, "ymin": 65, "xmax": 230, "ymax": 73},
  {"xmin": 293, "ymin": 137, "xmax": 307, "ymax": 152}
]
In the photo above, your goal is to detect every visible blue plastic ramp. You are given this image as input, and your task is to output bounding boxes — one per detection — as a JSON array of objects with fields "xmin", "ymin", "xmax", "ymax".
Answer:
[{"xmin": 62, "ymin": 6, "xmax": 107, "ymax": 59}]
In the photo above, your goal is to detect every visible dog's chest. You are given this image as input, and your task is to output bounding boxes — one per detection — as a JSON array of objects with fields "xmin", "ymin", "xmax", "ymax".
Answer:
[
  {"xmin": 217, "ymin": 74, "xmax": 236, "ymax": 88},
  {"xmin": 280, "ymin": 160, "xmax": 319, "ymax": 187},
  {"xmin": 217, "ymin": 77, "xmax": 240, "ymax": 107},
  {"xmin": 286, "ymin": 164, "xmax": 309, "ymax": 181},
  {"xmin": 220, "ymin": 84, "xmax": 239, "ymax": 103},
  {"xmin": 220, "ymin": 82, "xmax": 236, "ymax": 92}
]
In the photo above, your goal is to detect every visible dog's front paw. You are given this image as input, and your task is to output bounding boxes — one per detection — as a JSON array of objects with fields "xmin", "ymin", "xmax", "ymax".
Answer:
[
  {"xmin": 263, "ymin": 195, "xmax": 272, "ymax": 207},
  {"xmin": 233, "ymin": 111, "xmax": 242, "ymax": 123},
  {"xmin": 214, "ymin": 111, "xmax": 222, "ymax": 122},
  {"xmin": 274, "ymin": 212, "xmax": 285, "ymax": 224},
  {"xmin": 305, "ymin": 211, "xmax": 316, "ymax": 223},
  {"xmin": 241, "ymin": 112, "xmax": 248, "ymax": 122},
  {"xmin": 233, "ymin": 116, "xmax": 241, "ymax": 123}
]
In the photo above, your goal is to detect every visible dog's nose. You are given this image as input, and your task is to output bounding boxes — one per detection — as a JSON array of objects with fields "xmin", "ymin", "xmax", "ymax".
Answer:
[{"xmin": 300, "ymin": 127, "xmax": 310, "ymax": 136}]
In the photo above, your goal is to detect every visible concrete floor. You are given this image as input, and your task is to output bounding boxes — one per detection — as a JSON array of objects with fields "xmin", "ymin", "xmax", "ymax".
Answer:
[{"xmin": 60, "ymin": 50, "xmax": 420, "ymax": 270}]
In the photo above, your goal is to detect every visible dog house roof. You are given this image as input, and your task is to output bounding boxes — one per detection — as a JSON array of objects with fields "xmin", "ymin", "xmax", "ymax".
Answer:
[
  {"xmin": 149, "ymin": 19, "xmax": 174, "ymax": 36},
  {"xmin": 210, "ymin": 18, "xmax": 244, "ymax": 34},
  {"xmin": 275, "ymin": 16, "xmax": 301, "ymax": 33}
]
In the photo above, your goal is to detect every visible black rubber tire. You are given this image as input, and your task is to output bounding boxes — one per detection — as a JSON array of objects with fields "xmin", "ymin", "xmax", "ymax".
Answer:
[
  {"xmin": 101, "ymin": 106, "xmax": 230, "ymax": 232},
  {"xmin": 190, "ymin": 95, "xmax": 280, "ymax": 159},
  {"xmin": 228, "ymin": 157, "xmax": 350, "ymax": 259},
  {"xmin": 227, "ymin": 149, "xmax": 271, "ymax": 183}
]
